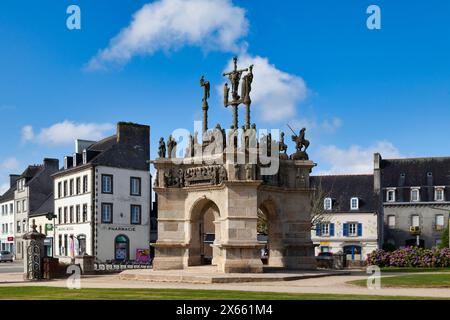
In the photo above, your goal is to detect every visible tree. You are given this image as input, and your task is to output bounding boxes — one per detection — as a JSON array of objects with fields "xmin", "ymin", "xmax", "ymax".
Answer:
[
  {"xmin": 439, "ymin": 220, "xmax": 449, "ymax": 249},
  {"xmin": 257, "ymin": 209, "xmax": 268, "ymax": 235},
  {"xmin": 310, "ymin": 178, "xmax": 331, "ymax": 231}
]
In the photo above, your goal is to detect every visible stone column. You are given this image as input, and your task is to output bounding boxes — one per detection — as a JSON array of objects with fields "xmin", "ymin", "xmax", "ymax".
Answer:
[{"xmin": 22, "ymin": 220, "xmax": 47, "ymax": 280}]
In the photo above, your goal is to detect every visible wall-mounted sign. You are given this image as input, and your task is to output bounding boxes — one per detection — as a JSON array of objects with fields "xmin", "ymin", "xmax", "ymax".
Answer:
[
  {"xmin": 107, "ymin": 226, "xmax": 136, "ymax": 232},
  {"xmin": 45, "ymin": 224, "xmax": 53, "ymax": 231},
  {"xmin": 7, "ymin": 237, "xmax": 13, "ymax": 241}
]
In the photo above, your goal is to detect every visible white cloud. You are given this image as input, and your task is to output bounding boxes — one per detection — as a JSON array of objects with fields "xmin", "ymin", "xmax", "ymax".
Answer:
[
  {"xmin": 0, "ymin": 183, "xmax": 9, "ymax": 195},
  {"xmin": 87, "ymin": 0, "xmax": 248, "ymax": 70},
  {"xmin": 289, "ymin": 117, "xmax": 342, "ymax": 134},
  {"xmin": 315, "ymin": 141, "xmax": 402, "ymax": 175},
  {"xmin": 0, "ymin": 157, "xmax": 20, "ymax": 195},
  {"xmin": 1, "ymin": 157, "xmax": 20, "ymax": 171},
  {"xmin": 222, "ymin": 53, "xmax": 307, "ymax": 123},
  {"xmin": 21, "ymin": 121, "xmax": 114, "ymax": 146}
]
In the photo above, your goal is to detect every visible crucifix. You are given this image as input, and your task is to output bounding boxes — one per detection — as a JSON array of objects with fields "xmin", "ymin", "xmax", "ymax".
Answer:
[{"xmin": 223, "ymin": 57, "xmax": 253, "ymax": 130}]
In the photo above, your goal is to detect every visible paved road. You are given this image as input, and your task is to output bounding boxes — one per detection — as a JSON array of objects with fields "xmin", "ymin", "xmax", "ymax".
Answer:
[{"xmin": 0, "ymin": 261, "xmax": 23, "ymax": 274}]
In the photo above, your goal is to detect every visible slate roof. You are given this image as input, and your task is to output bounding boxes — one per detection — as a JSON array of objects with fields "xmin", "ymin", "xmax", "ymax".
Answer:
[
  {"xmin": 380, "ymin": 156, "xmax": 450, "ymax": 202},
  {"xmin": 54, "ymin": 123, "xmax": 150, "ymax": 177},
  {"xmin": 30, "ymin": 193, "xmax": 54, "ymax": 217},
  {"xmin": 0, "ymin": 185, "xmax": 16, "ymax": 203},
  {"xmin": 310, "ymin": 174, "xmax": 378, "ymax": 213}
]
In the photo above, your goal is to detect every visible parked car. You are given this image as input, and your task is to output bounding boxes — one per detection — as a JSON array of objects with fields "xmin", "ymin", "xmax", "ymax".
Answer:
[
  {"xmin": 317, "ymin": 252, "xmax": 333, "ymax": 259},
  {"xmin": 0, "ymin": 251, "xmax": 13, "ymax": 262}
]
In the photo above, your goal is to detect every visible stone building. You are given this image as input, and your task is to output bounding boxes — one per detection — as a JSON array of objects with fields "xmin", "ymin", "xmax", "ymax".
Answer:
[
  {"xmin": 152, "ymin": 58, "xmax": 316, "ymax": 273},
  {"xmin": 374, "ymin": 154, "xmax": 450, "ymax": 249},
  {"xmin": 53, "ymin": 122, "xmax": 151, "ymax": 263},
  {"xmin": 13, "ymin": 158, "xmax": 59, "ymax": 260},
  {"xmin": 310, "ymin": 175, "xmax": 380, "ymax": 264}
]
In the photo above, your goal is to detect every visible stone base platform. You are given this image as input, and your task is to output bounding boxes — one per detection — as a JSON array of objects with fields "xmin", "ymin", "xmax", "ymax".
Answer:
[{"xmin": 119, "ymin": 266, "xmax": 349, "ymax": 284}]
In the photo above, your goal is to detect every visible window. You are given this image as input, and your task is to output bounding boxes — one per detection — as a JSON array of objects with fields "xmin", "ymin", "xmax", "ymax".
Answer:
[
  {"xmin": 58, "ymin": 235, "xmax": 63, "ymax": 255},
  {"xmin": 82, "ymin": 204, "xmax": 88, "ymax": 222},
  {"xmin": 131, "ymin": 205, "xmax": 142, "ymax": 225},
  {"xmin": 69, "ymin": 206, "xmax": 74, "ymax": 223},
  {"xmin": 82, "ymin": 175, "xmax": 88, "ymax": 193},
  {"xmin": 22, "ymin": 200, "xmax": 26, "ymax": 212},
  {"xmin": 58, "ymin": 208, "xmax": 62, "ymax": 224},
  {"xmin": 435, "ymin": 215, "xmax": 444, "ymax": 230},
  {"xmin": 76, "ymin": 205, "xmax": 80, "ymax": 223},
  {"xmin": 64, "ymin": 235, "xmax": 68, "ymax": 256},
  {"xmin": 63, "ymin": 181, "xmax": 67, "ymax": 197},
  {"xmin": 16, "ymin": 221, "xmax": 21, "ymax": 233},
  {"xmin": 388, "ymin": 215, "xmax": 396, "ymax": 229},
  {"xmin": 17, "ymin": 179, "xmax": 25, "ymax": 192},
  {"xmin": 64, "ymin": 207, "xmax": 68, "ymax": 224},
  {"xmin": 16, "ymin": 201, "xmax": 21, "ymax": 213},
  {"xmin": 324, "ymin": 198, "xmax": 332, "ymax": 210},
  {"xmin": 76, "ymin": 177, "xmax": 81, "ymax": 195},
  {"xmin": 348, "ymin": 223, "xmax": 358, "ymax": 236},
  {"xmin": 343, "ymin": 222, "xmax": 362, "ymax": 237},
  {"xmin": 411, "ymin": 215, "xmax": 420, "ymax": 227},
  {"xmin": 410, "ymin": 188, "xmax": 420, "ymax": 202},
  {"xmin": 57, "ymin": 182, "xmax": 62, "ymax": 198},
  {"xmin": 130, "ymin": 177, "xmax": 141, "ymax": 196},
  {"xmin": 435, "ymin": 187, "xmax": 445, "ymax": 202},
  {"xmin": 101, "ymin": 203, "xmax": 113, "ymax": 223},
  {"xmin": 387, "ymin": 189, "xmax": 396, "ymax": 202},
  {"xmin": 9, "ymin": 203, "xmax": 13, "ymax": 214},
  {"xmin": 102, "ymin": 174, "xmax": 113, "ymax": 194},
  {"xmin": 350, "ymin": 197, "xmax": 359, "ymax": 210},
  {"xmin": 69, "ymin": 179, "xmax": 74, "ymax": 196},
  {"xmin": 321, "ymin": 223, "xmax": 329, "ymax": 236}
]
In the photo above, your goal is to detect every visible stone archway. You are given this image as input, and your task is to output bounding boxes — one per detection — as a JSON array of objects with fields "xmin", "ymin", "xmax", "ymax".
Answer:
[
  {"xmin": 187, "ymin": 198, "xmax": 221, "ymax": 267},
  {"xmin": 258, "ymin": 200, "xmax": 284, "ymax": 267}
]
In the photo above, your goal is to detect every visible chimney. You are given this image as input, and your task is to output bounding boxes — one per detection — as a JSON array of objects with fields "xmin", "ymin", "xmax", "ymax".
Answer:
[
  {"xmin": 373, "ymin": 153, "xmax": 382, "ymax": 193},
  {"xmin": 43, "ymin": 158, "xmax": 59, "ymax": 169},
  {"xmin": 117, "ymin": 122, "xmax": 150, "ymax": 165},
  {"xmin": 9, "ymin": 174, "xmax": 20, "ymax": 188}
]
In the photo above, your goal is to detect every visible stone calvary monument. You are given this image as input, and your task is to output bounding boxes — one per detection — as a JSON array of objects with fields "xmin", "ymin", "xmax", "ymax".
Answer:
[{"xmin": 152, "ymin": 57, "xmax": 316, "ymax": 273}]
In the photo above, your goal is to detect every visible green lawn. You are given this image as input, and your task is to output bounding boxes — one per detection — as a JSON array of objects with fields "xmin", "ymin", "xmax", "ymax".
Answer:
[
  {"xmin": 380, "ymin": 267, "xmax": 450, "ymax": 273},
  {"xmin": 0, "ymin": 286, "xmax": 444, "ymax": 300},
  {"xmin": 350, "ymin": 273, "xmax": 450, "ymax": 288}
]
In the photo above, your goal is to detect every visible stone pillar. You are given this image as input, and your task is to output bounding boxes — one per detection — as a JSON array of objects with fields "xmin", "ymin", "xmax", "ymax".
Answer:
[
  {"xmin": 75, "ymin": 254, "xmax": 95, "ymax": 274},
  {"xmin": 23, "ymin": 219, "xmax": 47, "ymax": 280}
]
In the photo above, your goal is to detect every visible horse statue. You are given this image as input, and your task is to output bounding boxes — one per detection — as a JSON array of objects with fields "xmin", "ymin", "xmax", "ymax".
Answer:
[{"xmin": 292, "ymin": 128, "xmax": 310, "ymax": 153}]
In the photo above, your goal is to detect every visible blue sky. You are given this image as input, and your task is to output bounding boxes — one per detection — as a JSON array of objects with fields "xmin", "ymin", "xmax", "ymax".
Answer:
[{"xmin": 0, "ymin": 0, "xmax": 449, "ymax": 192}]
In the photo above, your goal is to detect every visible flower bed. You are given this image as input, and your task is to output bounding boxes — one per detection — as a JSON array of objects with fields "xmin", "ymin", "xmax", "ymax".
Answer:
[{"xmin": 367, "ymin": 247, "xmax": 450, "ymax": 268}]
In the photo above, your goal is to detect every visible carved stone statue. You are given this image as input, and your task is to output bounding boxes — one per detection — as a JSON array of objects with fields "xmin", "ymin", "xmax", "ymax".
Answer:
[
  {"xmin": 200, "ymin": 75, "xmax": 210, "ymax": 103},
  {"xmin": 291, "ymin": 128, "xmax": 310, "ymax": 160},
  {"xmin": 167, "ymin": 135, "xmax": 177, "ymax": 159},
  {"xmin": 279, "ymin": 132, "xmax": 288, "ymax": 160},
  {"xmin": 200, "ymin": 76, "xmax": 210, "ymax": 133},
  {"xmin": 158, "ymin": 137, "xmax": 166, "ymax": 158}
]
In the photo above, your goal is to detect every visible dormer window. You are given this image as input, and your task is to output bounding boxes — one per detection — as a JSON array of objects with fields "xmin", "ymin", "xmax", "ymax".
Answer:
[
  {"xmin": 350, "ymin": 197, "xmax": 359, "ymax": 210},
  {"xmin": 435, "ymin": 187, "xmax": 445, "ymax": 202},
  {"xmin": 410, "ymin": 187, "xmax": 420, "ymax": 202},
  {"xmin": 17, "ymin": 179, "xmax": 25, "ymax": 192},
  {"xmin": 324, "ymin": 198, "xmax": 332, "ymax": 211},
  {"xmin": 386, "ymin": 188, "xmax": 396, "ymax": 202}
]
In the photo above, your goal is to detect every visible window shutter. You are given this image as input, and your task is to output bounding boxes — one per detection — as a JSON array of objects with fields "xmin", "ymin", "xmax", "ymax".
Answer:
[
  {"xmin": 316, "ymin": 224, "xmax": 321, "ymax": 236},
  {"xmin": 330, "ymin": 223, "xmax": 335, "ymax": 236},
  {"xmin": 357, "ymin": 223, "xmax": 363, "ymax": 236},
  {"xmin": 343, "ymin": 223, "xmax": 348, "ymax": 237}
]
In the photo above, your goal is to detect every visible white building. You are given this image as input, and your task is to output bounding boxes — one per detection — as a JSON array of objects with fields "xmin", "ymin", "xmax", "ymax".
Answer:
[
  {"xmin": 310, "ymin": 175, "xmax": 380, "ymax": 265},
  {"xmin": 0, "ymin": 175, "xmax": 19, "ymax": 254},
  {"xmin": 13, "ymin": 159, "xmax": 59, "ymax": 260},
  {"xmin": 54, "ymin": 122, "xmax": 151, "ymax": 263}
]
